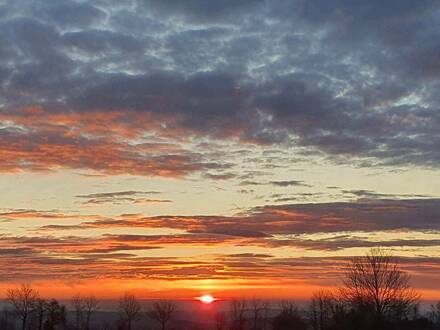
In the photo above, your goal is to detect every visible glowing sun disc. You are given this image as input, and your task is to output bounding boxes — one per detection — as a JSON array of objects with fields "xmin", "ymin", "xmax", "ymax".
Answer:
[{"xmin": 198, "ymin": 294, "xmax": 215, "ymax": 304}]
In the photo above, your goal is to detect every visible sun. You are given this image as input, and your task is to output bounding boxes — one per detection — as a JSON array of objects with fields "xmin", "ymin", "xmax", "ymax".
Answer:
[{"xmin": 198, "ymin": 294, "xmax": 215, "ymax": 304}]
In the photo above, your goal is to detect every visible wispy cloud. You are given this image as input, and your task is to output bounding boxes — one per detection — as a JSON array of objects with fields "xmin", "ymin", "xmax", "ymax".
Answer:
[{"xmin": 75, "ymin": 190, "xmax": 171, "ymax": 205}]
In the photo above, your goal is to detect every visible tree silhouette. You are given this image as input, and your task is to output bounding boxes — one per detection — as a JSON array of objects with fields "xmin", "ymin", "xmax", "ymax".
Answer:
[
  {"xmin": 428, "ymin": 302, "xmax": 440, "ymax": 327},
  {"xmin": 7, "ymin": 284, "xmax": 38, "ymax": 330},
  {"xmin": 273, "ymin": 300, "xmax": 307, "ymax": 330},
  {"xmin": 72, "ymin": 294, "xmax": 100, "ymax": 330},
  {"xmin": 250, "ymin": 298, "xmax": 263, "ymax": 330},
  {"xmin": 229, "ymin": 299, "xmax": 247, "ymax": 330},
  {"xmin": 84, "ymin": 295, "xmax": 99, "ymax": 330},
  {"xmin": 261, "ymin": 301, "xmax": 271, "ymax": 330},
  {"xmin": 215, "ymin": 311, "xmax": 226, "ymax": 330},
  {"xmin": 0, "ymin": 309, "xmax": 14, "ymax": 330},
  {"xmin": 34, "ymin": 298, "xmax": 47, "ymax": 330},
  {"xmin": 118, "ymin": 293, "xmax": 141, "ymax": 330},
  {"xmin": 44, "ymin": 299, "xmax": 66, "ymax": 330},
  {"xmin": 342, "ymin": 248, "xmax": 420, "ymax": 324},
  {"xmin": 310, "ymin": 290, "xmax": 338, "ymax": 330},
  {"xmin": 151, "ymin": 300, "xmax": 176, "ymax": 330},
  {"xmin": 72, "ymin": 294, "xmax": 85, "ymax": 330}
]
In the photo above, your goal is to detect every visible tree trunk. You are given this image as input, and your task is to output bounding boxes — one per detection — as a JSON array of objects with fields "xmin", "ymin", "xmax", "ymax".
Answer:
[
  {"xmin": 38, "ymin": 312, "xmax": 44, "ymax": 330},
  {"xmin": 128, "ymin": 319, "xmax": 132, "ymax": 330},
  {"xmin": 22, "ymin": 315, "xmax": 27, "ymax": 330},
  {"xmin": 75, "ymin": 312, "xmax": 81, "ymax": 330}
]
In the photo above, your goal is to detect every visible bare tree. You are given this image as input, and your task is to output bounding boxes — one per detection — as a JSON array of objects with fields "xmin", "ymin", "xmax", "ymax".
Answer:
[
  {"xmin": 273, "ymin": 301, "xmax": 306, "ymax": 330},
  {"xmin": 229, "ymin": 299, "xmax": 247, "ymax": 330},
  {"xmin": 0, "ymin": 308, "xmax": 14, "ymax": 330},
  {"xmin": 342, "ymin": 248, "xmax": 420, "ymax": 322},
  {"xmin": 150, "ymin": 300, "xmax": 176, "ymax": 330},
  {"xmin": 118, "ymin": 293, "xmax": 141, "ymax": 330},
  {"xmin": 429, "ymin": 301, "xmax": 440, "ymax": 326},
  {"xmin": 72, "ymin": 294, "xmax": 85, "ymax": 330},
  {"xmin": 309, "ymin": 290, "xmax": 337, "ymax": 330},
  {"xmin": 279, "ymin": 300, "xmax": 296, "ymax": 314},
  {"xmin": 7, "ymin": 284, "xmax": 38, "ymax": 330},
  {"xmin": 84, "ymin": 296, "xmax": 100, "ymax": 330},
  {"xmin": 215, "ymin": 312, "xmax": 226, "ymax": 330},
  {"xmin": 44, "ymin": 299, "xmax": 67, "ymax": 330},
  {"xmin": 34, "ymin": 298, "xmax": 46, "ymax": 330},
  {"xmin": 261, "ymin": 301, "xmax": 271, "ymax": 330},
  {"xmin": 250, "ymin": 298, "xmax": 263, "ymax": 330}
]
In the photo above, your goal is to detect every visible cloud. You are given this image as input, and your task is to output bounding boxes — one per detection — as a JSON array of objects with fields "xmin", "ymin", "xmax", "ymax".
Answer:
[
  {"xmin": 75, "ymin": 190, "xmax": 172, "ymax": 205},
  {"xmin": 38, "ymin": 2, "xmax": 106, "ymax": 29},
  {"xmin": 203, "ymin": 172, "xmax": 237, "ymax": 180},
  {"xmin": 143, "ymin": 0, "xmax": 264, "ymax": 22},
  {"xmin": 0, "ymin": 209, "xmax": 90, "ymax": 222},
  {"xmin": 38, "ymin": 199, "xmax": 440, "ymax": 235},
  {"xmin": 239, "ymin": 179, "xmax": 310, "ymax": 187},
  {"xmin": 263, "ymin": 236, "xmax": 440, "ymax": 251},
  {"xmin": 3, "ymin": 232, "xmax": 440, "ymax": 284},
  {"xmin": 341, "ymin": 189, "xmax": 431, "ymax": 200},
  {"xmin": 0, "ymin": 0, "xmax": 439, "ymax": 174},
  {"xmin": 0, "ymin": 109, "xmax": 229, "ymax": 176},
  {"xmin": 269, "ymin": 180, "xmax": 311, "ymax": 187}
]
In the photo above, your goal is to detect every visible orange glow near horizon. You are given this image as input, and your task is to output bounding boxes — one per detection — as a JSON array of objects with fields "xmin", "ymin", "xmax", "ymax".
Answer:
[{"xmin": 0, "ymin": 278, "xmax": 439, "ymax": 302}]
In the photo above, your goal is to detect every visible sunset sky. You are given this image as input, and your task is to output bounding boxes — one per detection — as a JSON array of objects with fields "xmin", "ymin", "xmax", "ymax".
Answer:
[{"xmin": 1, "ymin": 0, "xmax": 440, "ymax": 301}]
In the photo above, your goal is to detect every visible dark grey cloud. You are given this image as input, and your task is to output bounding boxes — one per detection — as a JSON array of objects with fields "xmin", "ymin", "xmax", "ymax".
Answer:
[
  {"xmin": 265, "ymin": 236, "xmax": 440, "ymax": 251},
  {"xmin": 75, "ymin": 190, "xmax": 171, "ymax": 205},
  {"xmin": 62, "ymin": 30, "xmax": 145, "ymax": 54},
  {"xmin": 269, "ymin": 180, "xmax": 311, "ymax": 187},
  {"xmin": 239, "ymin": 179, "xmax": 311, "ymax": 187},
  {"xmin": 1, "ymin": 0, "xmax": 440, "ymax": 171},
  {"xmin": 39, "ymin": 199, "xmax": 440, "ymax": 236},
  {"xmin": 76, "ymin": 191, "xmax": 161, "ymax": 199},
  {"xmin": 341, "ymin": 189, "xmax": 431, "ymax": 200},
  {"xmin": 190, "ymin": 228, "xmax": 270, "ymax": 238},
  {"xmin": 37, "ymin": 1, "xmax": 107, "ymax": 29},
  {"xmin": 143, "ymin": 0, "xmax": 264, "ymax": 22},
  {"xmin": 203, "ymin": 172, "xmax": 237, "ymax": 180}
]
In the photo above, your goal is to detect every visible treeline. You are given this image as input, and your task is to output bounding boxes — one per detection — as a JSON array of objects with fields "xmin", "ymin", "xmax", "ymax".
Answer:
[
  {"xmin": 1, "ymin": 289, "xmax": 175, "ymax": 330},
  {"xmin": 2, "ymin": 249, "xmax": 440, "ymax": 330}
]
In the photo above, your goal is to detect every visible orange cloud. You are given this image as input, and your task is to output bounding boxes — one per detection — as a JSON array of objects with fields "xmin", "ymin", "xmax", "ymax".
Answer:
[{"xmin": 0, "ymin": 107, "xmax": 227, "ymax": 176}]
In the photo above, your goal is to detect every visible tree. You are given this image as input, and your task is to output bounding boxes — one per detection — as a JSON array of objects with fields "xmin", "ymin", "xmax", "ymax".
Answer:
[
  {"xmin": 261, "ymin": 301, "xmax": 271, "ymax": 330},
  {"xmin": 150, "ymin": 300, "xmax": 176, "ymax": 330},
  {"xmin": 118, "ymin": 293, "xmax": 141, "ymax": 330},
  {"xmin": 250, "ymin": 298, "xmax": 263, "ymax": 330},
  {"xmin": 229, "ymin": 299, "xmax": 247, "ymax": 330},
  {"xmin": 273, "ymin": 300, "xmax": 307, "ymax": 330},
  {"xmin": 0, "ymin": 308, "xmax": 14, "ymax": 330},
  {"xmin": 34, "ymin": 298, "xmax": 47, "ymax": 330},
  {"xmin": 84, "ymin": 296, "xmax": 99, "ymax": 330},
  {"xmin": 7, "ymin": 284, "xmax": 38, "ymax": 330},
  {"xmin": 44, "ymin": 299, "xmax": 67, "ymax": 330},
  {"xmin": 72, "ymin": 294, "xmax": 85, "ymax": 330},
  {"xmin": 309, "ymin": 290, "xmax": 337, "ymax": 330},
  {"xmin": 429, "ymin": 301, "xmax": 440, "ymax": 327},
  {"xmin": 215, "ymin": 312, "xmax": 226, "ymax": 330},
  {"xmin": 342, "ymin": 248, "xmax": 420, "ymax": 323}
]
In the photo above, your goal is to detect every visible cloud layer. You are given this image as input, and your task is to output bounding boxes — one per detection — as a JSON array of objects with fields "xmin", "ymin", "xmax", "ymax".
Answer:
[{"xmin": 1, "ymin": 0, "xmax": 440, "ymax": 176}]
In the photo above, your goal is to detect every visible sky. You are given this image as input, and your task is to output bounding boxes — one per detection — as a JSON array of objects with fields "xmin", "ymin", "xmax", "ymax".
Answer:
[{"xmin": 1, "ymin": 0, "xmax": 440, "ymax": 301}]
